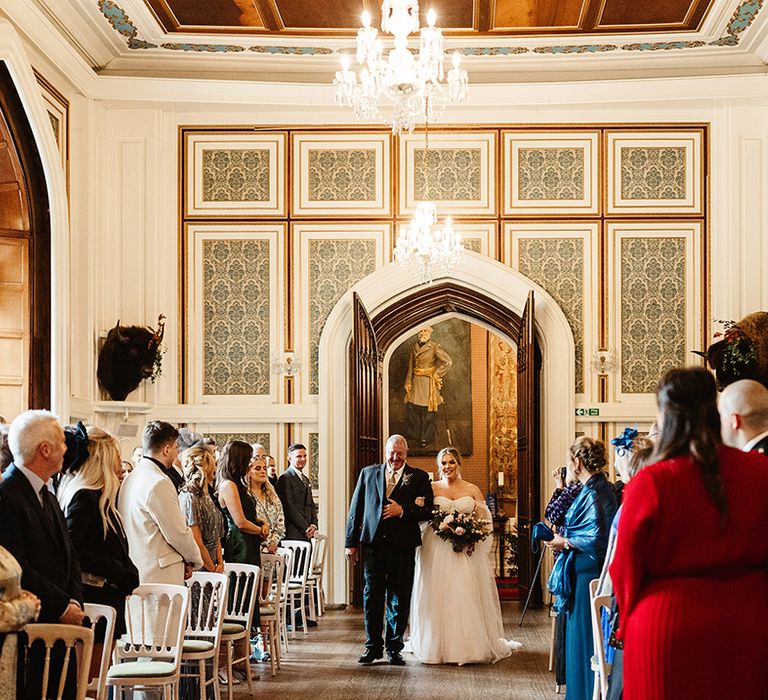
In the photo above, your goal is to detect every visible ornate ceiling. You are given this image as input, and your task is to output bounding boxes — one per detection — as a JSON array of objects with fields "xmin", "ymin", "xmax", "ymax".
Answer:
[
  {"xmin": 144, "ymin": 0, "xmax": 714, "ymax": 36},
  {"xmin": 3, "ymin": 0, "xmax": 768, "ymax": 82}
]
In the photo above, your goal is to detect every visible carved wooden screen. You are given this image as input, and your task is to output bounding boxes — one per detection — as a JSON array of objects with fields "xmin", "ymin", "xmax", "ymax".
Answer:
[
  {"xmin": 350, "ymin": 291, "xmax": 381, "ymax": 605},
  {"xmin": 516, "ymin": 290, "xmax": 537, "ymax": 600}
]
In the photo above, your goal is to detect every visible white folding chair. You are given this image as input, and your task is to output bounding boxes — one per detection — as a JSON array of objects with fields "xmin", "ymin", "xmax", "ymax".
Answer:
[
  {"xmin": 182, "ymin": 572, "xmax": 228, "ymax": 700},
  {"xmin": 280, "ymin": 540, "xmax": 313, "ymax": 636},
  {"xmin": 24, "ymin": 623, "xmax": 94, "ymax": 700},
  {"xmin": 589, "ymin": 578, "xmax": 613, "ymax": 700},
  {"xmin": 82, "ymin": 603, "xmax": 116, "ymax": 700},
  {"xmin": 308, "ymin": 533, "xmax": 328, "ymax": 617},
  {"xmin": 221, "ymin": 563, "xmax": 259, "ymax": 700},
  {"xmin": 258, "ymin": 553, "xmax": 284, "ymax": 676},
  {"xmin": 276, "ymin": 546, "xmax": 294, "ymax": 652},
  {"xmin": 106, "ymin": 584, "xmax": 189, "ymax": 700}
]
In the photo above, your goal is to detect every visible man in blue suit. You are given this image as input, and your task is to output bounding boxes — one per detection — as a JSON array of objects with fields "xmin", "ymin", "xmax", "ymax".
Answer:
[{"xmin": 345, "ymin": 434, "xmax": 433, "ymax": 666}]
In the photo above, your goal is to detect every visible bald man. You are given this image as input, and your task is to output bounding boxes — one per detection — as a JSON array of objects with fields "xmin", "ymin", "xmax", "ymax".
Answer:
[{"xmin": 719, "ymin": 379, "xmax": 768, "ymax": 452}]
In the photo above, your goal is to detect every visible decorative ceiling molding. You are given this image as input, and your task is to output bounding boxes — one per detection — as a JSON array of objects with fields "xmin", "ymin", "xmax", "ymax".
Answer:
[{"xmin": 98, "ymin": 0, "xmax": 763, "ymax": 57}]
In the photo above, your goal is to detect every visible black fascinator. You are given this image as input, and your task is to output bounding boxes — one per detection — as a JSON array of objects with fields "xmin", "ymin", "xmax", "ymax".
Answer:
[{"xmin": 62, "ymin": 421, "xmax": 90, "ymax": 474}]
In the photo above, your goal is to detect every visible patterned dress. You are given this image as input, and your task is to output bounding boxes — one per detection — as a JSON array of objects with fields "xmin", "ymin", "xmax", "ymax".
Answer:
[
  {"xmin": 253, "ymin": 490, "xmax": 285, "ymax": 581},
  {"xmin": 179, "ymin": 489, "xmax": 226, "ymax": 567}
]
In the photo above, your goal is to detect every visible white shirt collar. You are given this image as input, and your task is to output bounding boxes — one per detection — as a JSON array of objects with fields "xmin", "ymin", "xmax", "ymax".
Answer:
[
  {"xmin": 743, "ymin": 430, "xmax": 768, "ymax": 452},
  {"xmin": 14, "ymin": 463, "xmax": 49, "ymax": 505}
]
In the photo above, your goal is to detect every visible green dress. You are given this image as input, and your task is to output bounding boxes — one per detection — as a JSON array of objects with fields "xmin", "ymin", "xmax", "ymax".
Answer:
[
  {"xmin": 222, "ymin": 483, "xmax": 262, "ymax": 630},
  {"xmin": 222, "ymin": 484, "xmax": 262, "ymax": 567}
]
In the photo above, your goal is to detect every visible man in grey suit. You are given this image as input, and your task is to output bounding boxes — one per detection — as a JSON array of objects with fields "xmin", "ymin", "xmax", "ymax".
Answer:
[{"xmin": 276, "ymin": 443, "xmax": 318, "ymax": 542}]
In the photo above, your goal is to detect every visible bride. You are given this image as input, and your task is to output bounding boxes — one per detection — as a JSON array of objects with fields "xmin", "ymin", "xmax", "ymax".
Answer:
[{"xmin": 408, "ymin": 447, "xmax": 521, "ymax": 665}]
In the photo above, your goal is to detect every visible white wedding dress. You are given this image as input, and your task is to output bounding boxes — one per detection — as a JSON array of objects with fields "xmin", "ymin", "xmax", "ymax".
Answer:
[{"xmin": 408, "ymin": 495, "xmax": 522, "ymax": 665}]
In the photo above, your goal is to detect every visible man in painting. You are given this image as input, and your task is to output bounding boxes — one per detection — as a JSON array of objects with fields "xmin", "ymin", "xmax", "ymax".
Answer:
[{"xmin": 404, "ymin": 326, "xmax": 453, "ymax": 448}]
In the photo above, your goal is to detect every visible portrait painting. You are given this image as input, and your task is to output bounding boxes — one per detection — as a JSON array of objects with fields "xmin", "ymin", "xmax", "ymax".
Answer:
[{"xmin": 387, "ymin": 318, "xmax": 473, "ymax": 456}]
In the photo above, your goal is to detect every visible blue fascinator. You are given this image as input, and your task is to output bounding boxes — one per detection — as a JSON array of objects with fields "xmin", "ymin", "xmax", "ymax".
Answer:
[{"xmin": 610, "ymin": 427, "xmax": 638, "ymax": 457}]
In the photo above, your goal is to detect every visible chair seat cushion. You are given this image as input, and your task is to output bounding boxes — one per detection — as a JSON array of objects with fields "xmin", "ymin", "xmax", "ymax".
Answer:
[
  {"xmin": 221, "ymin": 621, "xmax": 246, "ymax": 635},
  {"xmin": 107, "ymin": 661, "xmax": 176, "ymax": 678},
  {"xmin": 183, "ymin": 639, "xmax": 215, "ymax": 653},
  {"xmin": 259, "ymin": 606, "xmax": 277, "ymax": 616}
]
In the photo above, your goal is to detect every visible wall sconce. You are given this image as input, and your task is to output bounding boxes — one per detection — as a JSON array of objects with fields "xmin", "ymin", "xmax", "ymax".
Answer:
[
  {"xmin": 271, "ymin": 353, "xmax": 302, "ymax": 376},
  {"xmin": 591, "ymin": 350, "xmax": 616, "ymax": 375}
]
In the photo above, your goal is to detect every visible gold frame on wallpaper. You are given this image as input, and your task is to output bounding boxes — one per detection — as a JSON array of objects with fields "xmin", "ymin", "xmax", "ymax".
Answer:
[
  {"xmin": 184, "ymin": 131, "xmax": 287, "ymax": 218},
  {"xmin": 184, "ymin": 221, "xmax": 286, "ymax": 405},
  {"xmin": 398, "ymin": 131, "xmax": 497, "ymax": 216},
  {"xmin": 605, "ymin": 129, "xmax": 704, "ymax": 215},
  {"xmin": 290, "ymin": 221, "xmax": 391, "ymax": 403},
  {"xmin": 502, "ymin": 130, "xmax": 600, "ymax": 215},
  {"xmin": 177, "ymin": 122, "xmax": 710, "ymax": 406},
  {"xmin": 291, "ymin": 131, "xmax": 391, "ymax": 217}
]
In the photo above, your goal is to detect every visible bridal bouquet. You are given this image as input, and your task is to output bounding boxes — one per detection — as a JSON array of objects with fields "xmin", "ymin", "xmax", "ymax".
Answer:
[{"xmin": 430, "ymin": 507, "xmax": 493, "ymax": 556}]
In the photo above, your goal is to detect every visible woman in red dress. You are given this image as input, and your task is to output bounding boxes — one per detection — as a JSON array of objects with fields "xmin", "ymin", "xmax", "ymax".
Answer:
[{"xmin": 610, "ymin": 367, "xmax": 768, "ymax": 699}]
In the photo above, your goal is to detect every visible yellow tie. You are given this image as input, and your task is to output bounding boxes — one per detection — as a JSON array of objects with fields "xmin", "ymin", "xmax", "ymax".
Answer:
[{"xmin": 386, "ymin": 470, "xmax": 397, "ymax": 498}]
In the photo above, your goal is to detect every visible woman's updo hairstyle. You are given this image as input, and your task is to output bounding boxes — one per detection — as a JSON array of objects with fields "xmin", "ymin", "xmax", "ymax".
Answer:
[{"xmin": 568, "ymin": 436, "xmax": 607, "ymax": 473}]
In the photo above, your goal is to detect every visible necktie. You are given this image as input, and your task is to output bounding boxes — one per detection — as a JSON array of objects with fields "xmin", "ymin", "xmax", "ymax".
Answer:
[
  {"xmin": 40, "ymin": 486, "xmax": 63, "ymax": 543},
  {"xmin": 386, "ymin": 469, "xmax": 397, "ymax": 498}
]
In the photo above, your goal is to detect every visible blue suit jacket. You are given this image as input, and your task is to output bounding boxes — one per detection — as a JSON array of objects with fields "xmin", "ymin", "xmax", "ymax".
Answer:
[{"xmin": 345, "ymin": 463, "xmax": 433, "ymax": 550}]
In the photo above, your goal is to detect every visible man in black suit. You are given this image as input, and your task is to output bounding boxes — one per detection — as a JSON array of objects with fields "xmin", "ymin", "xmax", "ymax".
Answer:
[
  {"xmin": 0, "ymin": 410, "xmax": 84, "ymax": 698},
  {"xmin": 345, "ymin": 434, "xmax": 433, "ymax": 666},
  {"xmin": 276, "ymin": 443, "xmax": 318, "ymax": 542},
  {"xmin": 719, "ymin": 379, "xmax": 768, "ymax": 452}
]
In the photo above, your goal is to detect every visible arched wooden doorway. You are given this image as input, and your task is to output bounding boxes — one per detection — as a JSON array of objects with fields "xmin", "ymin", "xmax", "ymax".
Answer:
[
  {"xmin": 350, "ymin": 282, "xmax": 541, "ymax": 606},
  {"xmin": 0, "ymin": 63, "xmax": 50, "ymax": 417}
]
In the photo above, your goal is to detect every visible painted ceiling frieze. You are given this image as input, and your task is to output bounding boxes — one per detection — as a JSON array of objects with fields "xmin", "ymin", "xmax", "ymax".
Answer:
[{"xmin": 99, "ymin": 0, "xmax": 763, "ymax": 56}]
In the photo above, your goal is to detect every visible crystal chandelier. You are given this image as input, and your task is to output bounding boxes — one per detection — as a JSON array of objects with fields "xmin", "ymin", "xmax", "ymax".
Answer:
[
  {"xmin": 393, "ymin": 118, "xmax": 464, "ymax": 284},
  {"xmin": 394, "ymin": 202, "xmax": 463, "ymax": 284},
  {"xmin": 333, "ymin": 1, "xmax": 469, "ymax": 134}
]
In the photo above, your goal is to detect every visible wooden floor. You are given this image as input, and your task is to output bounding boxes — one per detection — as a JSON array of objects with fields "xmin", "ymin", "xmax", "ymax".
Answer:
[{"xmin": 238, "ymin": 603, "xmax": 559, "ymax": 699}]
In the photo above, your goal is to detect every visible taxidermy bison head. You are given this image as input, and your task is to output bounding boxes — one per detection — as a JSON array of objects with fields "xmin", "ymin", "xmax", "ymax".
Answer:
[
  {"xmin": 97, "ymin": 315, "xmax": 165, "ymax": 401},
  {"xmin": 694, "ymin": 312, "xmax": 768, "ymax": 390}
]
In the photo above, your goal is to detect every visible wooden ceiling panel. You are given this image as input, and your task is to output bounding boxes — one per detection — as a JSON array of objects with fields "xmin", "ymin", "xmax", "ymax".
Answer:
[
  {"xmin": 142, "ymin": 0, "xmax": 715, "ymax": 35},
  {"xmin": 492, "ymin": 0, "xmax": 587, "ymax": 30},
  {"xmin": 145, "ymin": 0, "xmax": 267, "ymax": 31},
  {"xmin": 275, "ymin": 0, "xmax": 370, "ymax": 29},
  {"xmin": 596, "ymin": 0, "xmax": 710, "ymax": 29}
]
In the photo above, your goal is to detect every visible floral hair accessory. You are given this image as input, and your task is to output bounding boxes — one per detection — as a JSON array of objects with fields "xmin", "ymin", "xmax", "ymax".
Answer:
[{"xmin": 610, "ymin": 427, "xmax": 638, "ymax": 457}]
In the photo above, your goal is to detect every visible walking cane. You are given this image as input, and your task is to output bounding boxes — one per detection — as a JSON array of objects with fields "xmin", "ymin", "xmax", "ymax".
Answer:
[{"xmin": 518, "ymin": 546, "xmax": 546, "ymax": 626}]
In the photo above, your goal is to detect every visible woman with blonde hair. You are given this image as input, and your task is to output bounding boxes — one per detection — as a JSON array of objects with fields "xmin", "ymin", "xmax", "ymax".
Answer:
[
  {"xmin": 409, "ymin": 446, "xmax": 521, "ymax": 665},
  {"xmin": 248, "ymin": 452, "xmax": 285, "ymax": 556},
  {"xmin": 179, "ymin": 446, "xmax": 225, "ymax": 572},
  {"xmin": 57, "ymin": 426, "xmax": 139, "ymax": 637}
]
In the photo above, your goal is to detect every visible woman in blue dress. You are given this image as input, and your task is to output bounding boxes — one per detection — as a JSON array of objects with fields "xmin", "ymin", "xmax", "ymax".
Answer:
[{"xmin": 546, "ymin": 437, "xmax": 618, "ymax": 700}]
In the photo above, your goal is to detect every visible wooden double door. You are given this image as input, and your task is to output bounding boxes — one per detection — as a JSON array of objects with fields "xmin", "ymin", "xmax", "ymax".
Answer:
[{"xmin": 349, "ymin": 285, "xmax": 541, "ymax": 605}]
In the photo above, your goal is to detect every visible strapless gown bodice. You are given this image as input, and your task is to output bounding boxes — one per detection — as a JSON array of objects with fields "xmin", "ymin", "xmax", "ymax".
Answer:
[
  {"xmin": 433, "ymin": 495, "xmax": 475, "ymax": 513},
  {"xmin": 408, "ymin": 493, "xmax": 521, "ymax": 665}
]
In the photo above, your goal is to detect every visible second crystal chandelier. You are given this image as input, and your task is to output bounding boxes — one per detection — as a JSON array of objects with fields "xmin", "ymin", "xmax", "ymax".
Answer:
[{"xmin": 334, "ymin": 0, "xmax": 469, "ymax": 134}]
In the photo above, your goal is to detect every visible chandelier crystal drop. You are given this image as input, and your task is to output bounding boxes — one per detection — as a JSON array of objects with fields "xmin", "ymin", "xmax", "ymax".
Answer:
[
  {"xmin": 334, "ymin": 1, "xmax": 469, "ymax": 134},
  {"xmin": 393, "ymin": 202, "xmax": 464, "ymax": 284}
]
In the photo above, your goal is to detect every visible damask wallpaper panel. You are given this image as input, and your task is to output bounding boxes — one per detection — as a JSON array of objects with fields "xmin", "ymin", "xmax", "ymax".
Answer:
[
  {"xmin": 185, "ymin": 224, "xmax": 285, "ymax": 404},
  {"xmin": 505, "ymin": 223, "xmax": 600, "ymax": 396},
  {"xmin": 184, "ymin": 132, "xmax": 286, "ymax": 217},
  {"xmin": 291, "ymin": 133, "xmax": 391, "ymax": 216},
  {"xmin": 398, "ymin": 132, "xmax": 496, "ymax": 215},
  {"xmin": 606, "ymin": 222, "xmax": 703, "ymax": 399},
  {"xmin": 502, "ymin": 132, "xmax": 599, "ymax": 215},
  {"xmin": 293, "ymin": 224, "xmax": 389, "ymax": 401},
  {"xmin": 606, "ymin": 131, "xmax": 703, "ymax": 215},
  {"xmin": 392, "ymin": 221, "xmax": 497, "ymax": 259}
]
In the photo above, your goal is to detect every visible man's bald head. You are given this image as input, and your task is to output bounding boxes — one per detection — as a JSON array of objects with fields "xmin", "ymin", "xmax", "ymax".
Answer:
[{"xmin": 719, "ymin": 379, "xmax": 768, "ymax": 448}]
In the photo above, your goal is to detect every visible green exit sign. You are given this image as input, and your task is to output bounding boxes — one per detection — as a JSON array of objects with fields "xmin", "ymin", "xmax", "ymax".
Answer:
[{"xmin": 575, "ymin": 408, "xmax": 600, "ymax": 416}]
